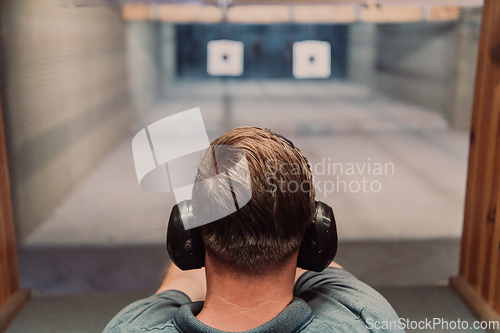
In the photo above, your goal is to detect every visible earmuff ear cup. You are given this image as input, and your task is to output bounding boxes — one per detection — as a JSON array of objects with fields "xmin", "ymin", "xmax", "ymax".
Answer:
[
  {"xmin": 166, "ymin": 200, "xmax": 205, "ymax": 270},
  {"xmin": 297, "ymin": 201, "xmax": 338, "ymax": 272}
]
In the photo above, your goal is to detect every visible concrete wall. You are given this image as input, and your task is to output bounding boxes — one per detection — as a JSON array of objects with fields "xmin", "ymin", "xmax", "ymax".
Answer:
[
  {"xmin": 347, "ymin": 12, "xmax": 481, "ymax": 130},
  {"xmin": 347, "ymin": 23, "xmax": 377, "ymax": 88},
  {"xmin": 0, "ymin": 0, "xmax": 133, "ymax": 240},
  {"xmin": 449, "ymin": 9, "xmax": 482, "ymax": 130},
  {"xmin": 374, "ymin": 22, "xmax": 457, "ymax": 119},
  {"xmin": 126, "ymin": 21, "xmax": 162, "ymax": 129},
  {"xmin": 160, "ymin": 23, "xmax": 177, "ymax": 93},
  {"xmin": 126, "ymin": 22, "xmax": 176, "ymax": 127}
]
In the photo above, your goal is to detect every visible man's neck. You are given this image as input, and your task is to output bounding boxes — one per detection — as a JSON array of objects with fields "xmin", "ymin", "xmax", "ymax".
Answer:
[{"xmin": 196, "ymin": 256, "xmax": 297, "ymax": 332}]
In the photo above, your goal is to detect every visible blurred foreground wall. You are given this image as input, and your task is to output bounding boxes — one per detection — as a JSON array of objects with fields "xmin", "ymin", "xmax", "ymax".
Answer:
[{"xmin": 0, "ymin": 1, "xmax": 133, "ymax": 240}]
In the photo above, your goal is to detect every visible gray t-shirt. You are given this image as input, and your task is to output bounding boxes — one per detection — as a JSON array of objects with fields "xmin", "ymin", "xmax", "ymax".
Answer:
[{"xmin": 103, "ymin": 268, "xmax": 404, "ymax": 332}]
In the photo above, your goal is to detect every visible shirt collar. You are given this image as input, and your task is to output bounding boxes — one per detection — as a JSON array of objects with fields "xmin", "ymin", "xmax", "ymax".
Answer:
[{"xmin": 173, "ymin": 297, "xmax": 313, "ymax": 333}]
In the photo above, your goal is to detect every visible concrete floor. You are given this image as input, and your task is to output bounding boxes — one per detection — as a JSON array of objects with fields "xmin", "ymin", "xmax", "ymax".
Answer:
[
  {"xmin": 18, "ymin": 239, "xmax": 460, "ymax": 295},
  {"xmin": 24, "ymin": 80, "xmax": 469, "ymax": 245},
  {"xmin": 149, "ymin": 79, "xmax": 449, "ymax": 136},
  {"xmin": 13, "ymin": 80, "xmax": 476, "ymax": 333},
  {"xmin": 11, "ymin": 239, "xmax": 481, "ymax": 333}
]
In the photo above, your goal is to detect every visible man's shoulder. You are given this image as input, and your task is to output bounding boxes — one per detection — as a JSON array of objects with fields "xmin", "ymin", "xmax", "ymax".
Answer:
[
  {"xmin": 295, "ymin": 268, "xmax": 404, "ymax": 332},
  {"xmin": 102, "ymin": 290, "xmax": 190, "ymax": 333},
  {"xmin": 295, "ymin": 267, "xmax": 396, "ymax": 310}
]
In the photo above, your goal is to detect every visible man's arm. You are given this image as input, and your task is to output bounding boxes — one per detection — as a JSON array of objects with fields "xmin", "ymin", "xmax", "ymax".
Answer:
[
  {"xmin": 103, "ymin": 264, "xmax": 198, "ymax": 332},
  {"xmin": 295, "ymin": 261, "xmax": 342, "ymax": 283},
  {"xmin": 156, "ymin": 264, "xmax": 207, "ymax": 302}
]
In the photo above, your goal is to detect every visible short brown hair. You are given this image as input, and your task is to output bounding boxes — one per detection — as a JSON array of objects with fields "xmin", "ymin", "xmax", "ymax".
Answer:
[{"xmin": 192, "ymin": 127, "xmax": 315, "ymax": 275}]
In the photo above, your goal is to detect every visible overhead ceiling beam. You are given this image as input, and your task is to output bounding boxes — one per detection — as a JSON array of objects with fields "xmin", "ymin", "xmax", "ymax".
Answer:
[
  {"xmin": 293, "ymin": 5, "xmax": 357, "ymax": 23},
  {"xmin": 122, "ymin": 0, "xmax": 483, "ymax": 5},
  {"xmin": 227, "ymin": 0, "xmax": 481, "ymax": 4},
  {"xmin": 226, "ymin": 5, "xmax": 289, "ymax": 23},
  {"xmin": 159, "ymin": 4, "xmax": 223, "ymax": 22},
  {"xmin": 122, "ymin": 2, "xmax": 472, "ymax": 23}
]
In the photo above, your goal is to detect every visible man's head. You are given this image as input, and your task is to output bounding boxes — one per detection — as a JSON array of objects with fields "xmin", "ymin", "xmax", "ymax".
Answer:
[{"xmin": 192, "ymin": 127, "xmax": 315, "ymax": 276}]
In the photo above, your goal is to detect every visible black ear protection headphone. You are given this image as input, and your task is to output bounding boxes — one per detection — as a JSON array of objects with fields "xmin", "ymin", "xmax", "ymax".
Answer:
[{"xmin": 166, "ymin": 128, "xmax": 338, "ymax": 272}]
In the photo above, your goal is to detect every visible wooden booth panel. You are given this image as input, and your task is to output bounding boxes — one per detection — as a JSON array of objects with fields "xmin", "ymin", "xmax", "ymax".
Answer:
[
  {"xmin": 451, "ymin": 0, "xmax": 500, "ymax": 325},
  {"xmin": 0, "ymin": 93, "xmax": 30, "ymax": 331},
  {"xmin": 459, "ymin": 0, "xmax": 500, "ymax": 302}
]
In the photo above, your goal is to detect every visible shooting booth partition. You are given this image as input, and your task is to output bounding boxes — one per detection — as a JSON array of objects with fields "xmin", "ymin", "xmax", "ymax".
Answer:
[
  {"xmin": 0, "ymin": 92, "xmax": 30, "ymax": 332},
  {"xmin": 449, "ymin": 0, "xmax": 500, "ymax": 328}
]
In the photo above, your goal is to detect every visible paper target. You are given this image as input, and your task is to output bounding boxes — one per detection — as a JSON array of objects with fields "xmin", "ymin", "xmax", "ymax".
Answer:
[
  {"xmin": 293, "ymin": 40, "xmax": 331, "ymax": 79},
  {"xmin": 207, "ymin": 39, "xmax": 244, "ymax": 77}
]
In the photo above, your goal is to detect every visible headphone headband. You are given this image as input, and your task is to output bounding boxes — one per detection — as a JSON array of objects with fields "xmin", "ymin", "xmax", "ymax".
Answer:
[{"xmin": 260, "ymin": 127, "xmax": 296, "ymax": 149}]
